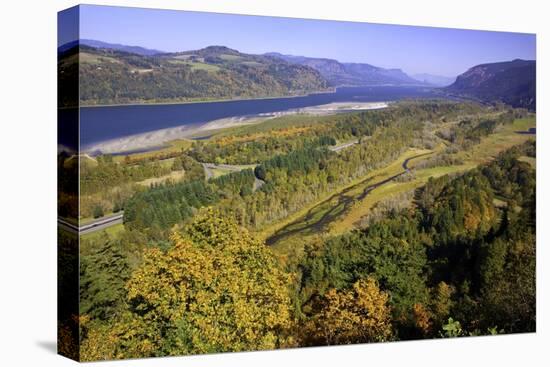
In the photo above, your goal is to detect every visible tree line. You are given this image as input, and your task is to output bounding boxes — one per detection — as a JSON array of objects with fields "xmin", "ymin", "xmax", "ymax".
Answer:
[{"xmin": 298, "ymin": 141, "xmax": 535, "ymax": 341}]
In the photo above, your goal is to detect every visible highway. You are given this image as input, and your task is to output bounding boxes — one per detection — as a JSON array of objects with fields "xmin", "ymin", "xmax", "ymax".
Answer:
[
  {"xmin": 58, "ymin": 212, "xmax": 124, "ymax": 235},
  {"xmin": 57, "ymin": 139, "xmax": 359, "ymax": 237}
]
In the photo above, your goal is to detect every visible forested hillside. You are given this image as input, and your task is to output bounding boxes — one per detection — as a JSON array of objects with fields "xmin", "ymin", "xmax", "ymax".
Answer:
[
  {"xmin": 58, "ymin": 44, "xmax": 328, "ymax": 106},
  {"xmin": 444, "ymin": 59, "xmax": 536, "ymax": 110},
  {"xmin": 299, "ymin": 142, "xmax": 535, "ymax": 341}
]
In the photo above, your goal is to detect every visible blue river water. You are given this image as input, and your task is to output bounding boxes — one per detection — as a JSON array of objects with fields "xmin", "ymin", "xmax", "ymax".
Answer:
[{"xmin": 79, "ymin": 86, "xmax": 441, "ymax": 148}]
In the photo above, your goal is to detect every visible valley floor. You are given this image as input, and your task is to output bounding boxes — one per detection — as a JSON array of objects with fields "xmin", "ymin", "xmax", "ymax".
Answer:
[
  {"xmin": 80, "ymin": 113, "xmax": 535, "ymax": 247},
  {"xmin": 264, "ymin": 116, "xmax": 535, "ymax": 255}
]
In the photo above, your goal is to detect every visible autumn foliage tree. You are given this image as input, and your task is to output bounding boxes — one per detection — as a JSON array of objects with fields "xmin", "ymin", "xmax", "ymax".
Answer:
[
  {"xmin": 302, "ymin": 278, "xmax": 393, "ymax": 345},
  {"xmin": 82, "ymin": 208, "xmax": 293, "ymax": 360}
]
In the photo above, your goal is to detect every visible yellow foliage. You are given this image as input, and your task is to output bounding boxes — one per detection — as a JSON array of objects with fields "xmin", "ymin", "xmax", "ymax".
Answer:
[
  {"xmin": 215, "ymin": 126, "xmax": 314, "ymax": 146},
  {"xmin": 462, "ymin": 193, "xmax": 496, "ymax": 234},
  {"xmin": 89, "ymin": 208, "xmax": 294, "ymax": 358},
  {"xmin": 413, "ymin": 303, "xmax": 432, "ymax": 335},
  {"xmin": 58, "ymin": 317, "xmax": 79, "ymax": 361},
  {"xmin": 80, "ymin": 314, "xmax": 161, "ymax": 361},
  {"xmin": 432, "ymin": 281, "xmax": 454, "ymax": 326},
  {"xmin": 303, "ymin": 277, "xmax": 393, "ymax": 345}
]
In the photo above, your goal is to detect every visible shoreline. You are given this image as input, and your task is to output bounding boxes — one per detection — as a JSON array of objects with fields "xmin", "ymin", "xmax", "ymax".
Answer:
[
  {"xmin": 76, "ymin": 84, "xmax": 433, "ymax": 108},
  {"xmin": 82, "ymin": 101, "xmax": 389, "ymax": 155},
  {"xmin": 78, "ymin": 87, "xmax": 337, "ymax": 108}
]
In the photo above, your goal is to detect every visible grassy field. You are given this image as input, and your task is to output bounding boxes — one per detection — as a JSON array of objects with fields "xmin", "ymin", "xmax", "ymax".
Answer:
[
  {"xmin": 214, "ymin": 114, "xmax": 334, "ymax": 138},
  {"xmin": 167, "ymin": 59, "xmax": 221, "ymax": 72},
  {"xmin": 208, "ymin": 167, "xmax": 235, "ymax": 178},
  {"xmin": 80, "ymin": 223, "xmax": 125, "ymax": 241},
  {"xmin": 518, "ymin": 155, "xmax": 536, "ymax": 168},
  {"xmin": 113, "ymin": 139, "xmax": 193, "ymax": 163},
  {"xmin": 267, "ymin": 116, "xmax": 536, "ymax": 255},
  {"xmin": 257, "ymin": 147, "xmax": 432, "ymax": 243},
  {"xmin": 455, "ymin": 117, "xmax": 536, "ymax": 165},
  {"xmin": 188, "ymin": 62, "xmax": 221, "ymax": 72},
  {"xmin": 328, "ymin": 118, "xmax": 536, "ymax": 234},
  {"xmin": 266, "ymin": 149, "xmax": 436, "ymax": 255},
  {"xmin": 80, "ymin": 52, "xmax": 122, "ymax": 65},
  {"xmin": 218, "ymin": 54, "xmax": 244, "ymax": 61},
  {"xmin": 242, "ymin": 61, "xmax": 263, "ymax": 67},
  {"xmin": 326, "ymin": 164, "xmax": 471, "ymax": 238},
  {"xmin": 206, "ymin": 164, "xmax": 257, "ymax": 179},
  {"xmin": 136, "ymin": 170, "xmax": 186, "ymax": 187}
]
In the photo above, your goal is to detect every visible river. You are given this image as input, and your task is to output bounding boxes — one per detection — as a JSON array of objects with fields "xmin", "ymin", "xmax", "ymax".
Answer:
[{"xmin": 78, "ymin": 86, "xmax": 440, "ymax": 149}]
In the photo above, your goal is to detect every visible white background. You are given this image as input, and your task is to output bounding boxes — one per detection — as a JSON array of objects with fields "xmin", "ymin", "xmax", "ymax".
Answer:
[{"xmin": 0, "ymin": 0, "xmax": 548, "ymax": 365}]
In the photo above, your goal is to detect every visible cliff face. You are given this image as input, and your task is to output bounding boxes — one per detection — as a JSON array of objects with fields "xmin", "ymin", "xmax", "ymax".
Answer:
[{"xmin": 445, "ymin": 59, "xmax": 536, "ymax": 110}]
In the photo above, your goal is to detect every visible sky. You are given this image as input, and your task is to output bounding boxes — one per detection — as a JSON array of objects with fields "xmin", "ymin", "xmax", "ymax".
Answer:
[{"xmin": 59, "ymin": 4, "xmax": 536, "ymax": 77}]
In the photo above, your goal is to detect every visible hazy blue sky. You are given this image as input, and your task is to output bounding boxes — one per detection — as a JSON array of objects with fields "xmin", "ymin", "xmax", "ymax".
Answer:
[{"xmin": 62, "ymin": 4, "xmax": 536, "ymax": 77}]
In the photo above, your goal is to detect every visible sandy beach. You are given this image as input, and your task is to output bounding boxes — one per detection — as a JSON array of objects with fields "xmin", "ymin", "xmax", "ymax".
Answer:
[
  {"xmin": 299, "ymin": 101, "xmax": 388, "ymax": 114},
  {"xmin": 83, "ymin": 101, "xmax": 389, "ymax": 155}
]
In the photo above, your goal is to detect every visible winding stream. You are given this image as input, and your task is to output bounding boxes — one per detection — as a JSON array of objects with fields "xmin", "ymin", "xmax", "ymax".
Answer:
[{"xmin": 266, "ymin": 152, "xmax": 432, "ymax": 246}]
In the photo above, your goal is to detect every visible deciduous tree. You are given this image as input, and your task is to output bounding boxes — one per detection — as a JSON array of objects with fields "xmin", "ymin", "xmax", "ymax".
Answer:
[{"xmin": 303, "ymin": 278, "xmax": 393, "ymax": 345}]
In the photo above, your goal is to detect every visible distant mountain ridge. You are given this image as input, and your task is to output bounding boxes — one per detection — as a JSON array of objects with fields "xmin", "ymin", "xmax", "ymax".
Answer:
[
  {"xmin": 444, "ymin": 59, "xmax": 535, "ymax": 110},
  {"xmin": 265, "ymin": 52, "xmax": 426, "ymax": 86},
  {"xmin": 80, "ymin": 39, "xmax": 164, "ymax": 56},
  {"xmin": 413, "ymin": 73, "xmax": 456, "ymax": 87}
]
